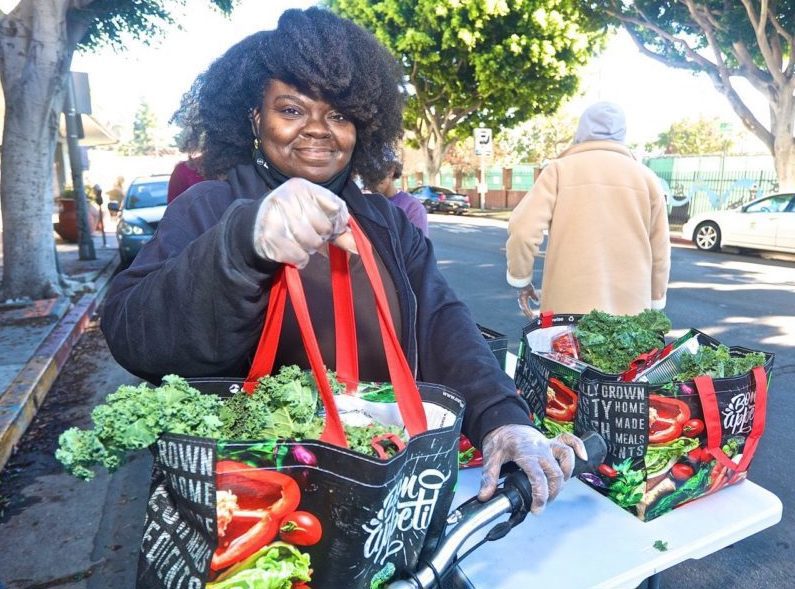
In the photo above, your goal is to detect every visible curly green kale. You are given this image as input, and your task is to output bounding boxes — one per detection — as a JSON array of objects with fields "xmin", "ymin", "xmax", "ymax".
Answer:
[
  {"xmin": 56, "ymin": 376, "xmax": 224, "ymax": 480},
  {"xmin": 219, "ymin": 365, "xmax": 327, "ymax": 440},
  {"xmin": 675, "ymin": 345, "xmax": 766, "ymax": 381},
  {"xmin": 575, "ymin": 310, "xmax": 672, "ymax": 373}
]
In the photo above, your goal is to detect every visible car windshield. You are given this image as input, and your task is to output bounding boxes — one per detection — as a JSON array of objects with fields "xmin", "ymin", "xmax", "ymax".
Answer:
[
  {"xmin": 745, "ymin": 194, "xmax": 794, "ymax": 213},
  {"xmin": 126, "ymin": 181, "xmax": 168, "ymax": 209}
]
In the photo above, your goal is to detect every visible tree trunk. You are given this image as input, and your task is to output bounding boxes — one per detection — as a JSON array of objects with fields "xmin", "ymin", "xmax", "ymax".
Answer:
[
  {"xmin": 420, "ymin": 136, "xmax": 446, "ymax": 186},
  {"xmin": 771, "ymin": 94, "xmax": 795, "ymax": 192},
  {"xmin": 0, "ymin": 2, "xmax": 73, "ymax": 300}
]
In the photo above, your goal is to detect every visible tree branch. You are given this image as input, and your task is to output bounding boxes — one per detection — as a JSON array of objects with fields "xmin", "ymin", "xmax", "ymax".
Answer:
[
  {"xmin": 739, "ymin": 0, "xmax": 787, "ymax": 87},
  {"xmin": 606, "ymin": 3, "xmax": 722, "ymax": 73}
]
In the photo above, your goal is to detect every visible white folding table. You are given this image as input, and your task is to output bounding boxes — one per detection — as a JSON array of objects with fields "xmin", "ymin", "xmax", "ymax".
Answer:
[
  {"xmin": 451, "ymin": 468, "xmax": 782, "ymax": 588},
  {"xmin": 450, "ymin": 353, "xmax": 783, "ymax": 588}
]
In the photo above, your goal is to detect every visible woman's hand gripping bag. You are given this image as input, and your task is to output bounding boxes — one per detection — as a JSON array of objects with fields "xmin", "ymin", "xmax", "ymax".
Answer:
[{"xmin": 136, "ymin": 220, "xmax": 465, "ymax": 589}]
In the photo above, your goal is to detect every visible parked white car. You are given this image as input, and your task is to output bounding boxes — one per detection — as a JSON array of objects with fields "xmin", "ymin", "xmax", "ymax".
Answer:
[{"xmin": 681, "ymin": 192, "xmax": 795, "ymax": 254}]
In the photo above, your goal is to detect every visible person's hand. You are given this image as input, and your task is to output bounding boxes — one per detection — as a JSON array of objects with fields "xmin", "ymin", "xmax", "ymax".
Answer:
[
  {"xmin": 517, "ymin": 284, "xmax": 539, "ymax": 319},
  {"xmin": 252, "ymin": 177, "xmax": 356, "ymax": 268},
  {"xmin": 478, "ymin": 425, "xmax": 587, "ymax": 513}
]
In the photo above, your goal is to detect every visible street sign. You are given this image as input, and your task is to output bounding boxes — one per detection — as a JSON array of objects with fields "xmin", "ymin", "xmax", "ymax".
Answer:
[{"xmin": 474, "ymin": 127, "xmax": 493, "ymax": 156}]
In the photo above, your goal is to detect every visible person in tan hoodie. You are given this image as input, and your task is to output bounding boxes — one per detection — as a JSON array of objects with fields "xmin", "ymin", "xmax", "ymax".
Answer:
[{"xmin": 506, "ymin": 102, "xmax": 670, "ymax": 317}]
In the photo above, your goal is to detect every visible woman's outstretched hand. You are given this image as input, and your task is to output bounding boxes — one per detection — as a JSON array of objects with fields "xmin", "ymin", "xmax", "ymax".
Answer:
[
  {"xmin": 253, "ymin": 177, "xmax": 357, "ymax": 268},
  {"xmin": 478, "ymin": 425, "xmax": 587, "ymax": 513}
]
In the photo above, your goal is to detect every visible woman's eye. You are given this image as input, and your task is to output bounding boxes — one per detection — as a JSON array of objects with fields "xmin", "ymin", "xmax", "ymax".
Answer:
[
  {"xmin": 280, "ymin": 106, "xmax": 302, "ymax": 116},
  {"xmin": 329, "ymin": 112, "xmax": 348, "ymax": 122}
]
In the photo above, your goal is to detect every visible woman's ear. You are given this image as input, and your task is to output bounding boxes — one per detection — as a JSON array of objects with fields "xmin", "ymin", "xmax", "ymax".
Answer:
[{"xmin": 249, "ymin": 108, "xmax": 261, "ymax": 138}]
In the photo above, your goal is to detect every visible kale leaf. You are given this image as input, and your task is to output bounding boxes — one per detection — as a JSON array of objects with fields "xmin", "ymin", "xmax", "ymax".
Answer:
[
  {"xmin": 575, "ymin": 310, "xmax": 672, "ymax": 373},
  {"xmin": 675, "ymin": 345, "xmax": 766, "ymax": 381}
]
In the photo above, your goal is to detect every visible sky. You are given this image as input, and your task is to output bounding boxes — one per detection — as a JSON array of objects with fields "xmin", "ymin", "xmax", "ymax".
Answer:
[{"xmin": 60, "ymin": 0, "xmax": 768, "ymax": 150}]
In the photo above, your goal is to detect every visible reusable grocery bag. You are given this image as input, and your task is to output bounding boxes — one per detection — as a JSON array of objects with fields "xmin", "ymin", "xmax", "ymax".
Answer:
[
  {"xmin": 514, "ymin": 311, "xmax": 668, "ymax": 438},
  {"xmin": 136, "ymin": 219, "xmax": 465, "ymax": 589},
  {"xmin": 574, "ymin": 330, "xmax": 773, "ymax": 521}
]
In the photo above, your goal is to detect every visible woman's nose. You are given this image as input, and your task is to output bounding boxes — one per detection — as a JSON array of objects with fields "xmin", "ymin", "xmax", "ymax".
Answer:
[{"xmin": 301, "ymin": 113, "xmax": 332, "ymax": 137}]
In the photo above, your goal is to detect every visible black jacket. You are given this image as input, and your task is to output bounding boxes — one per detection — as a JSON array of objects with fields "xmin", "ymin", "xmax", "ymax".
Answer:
[{"xmin": 101, "ymin": 164, "xmax": 530, "ymax": 446}]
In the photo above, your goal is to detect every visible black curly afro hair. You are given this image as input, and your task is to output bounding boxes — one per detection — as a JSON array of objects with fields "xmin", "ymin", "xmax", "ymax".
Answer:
[{"xmin": 171, "ymin": 7, "xmax": 405, "ymax": 182}]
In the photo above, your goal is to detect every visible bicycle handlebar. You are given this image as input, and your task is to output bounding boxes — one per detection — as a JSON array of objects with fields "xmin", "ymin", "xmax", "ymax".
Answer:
[{"xmin": 388, "ymin": 431, "xmax": 608, "ymax": 589}]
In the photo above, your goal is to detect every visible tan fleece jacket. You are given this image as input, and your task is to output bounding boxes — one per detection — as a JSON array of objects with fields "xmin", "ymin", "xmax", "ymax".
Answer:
[{"xmin": 506, "ymin": 141, "xmax": 670, "ymax": 315}]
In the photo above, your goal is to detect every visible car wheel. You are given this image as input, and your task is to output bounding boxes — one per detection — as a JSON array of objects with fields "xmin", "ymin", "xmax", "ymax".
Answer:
[{"xmin": 694, "ymin": 221, "xmax": 721, "ymax": 251}]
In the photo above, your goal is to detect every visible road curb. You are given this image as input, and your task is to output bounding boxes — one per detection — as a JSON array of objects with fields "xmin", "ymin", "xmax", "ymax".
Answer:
[{"xmin": 0, "ymin": 256, "xmax": 118, "ymax": 470}]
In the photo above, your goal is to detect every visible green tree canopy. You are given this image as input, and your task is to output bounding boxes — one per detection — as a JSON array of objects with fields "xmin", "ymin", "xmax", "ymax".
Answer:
[
  {"xmin": 648, "ymin": 117, "xmax": 734, "ymax": 155},
  {"xmin": 598, "ymin": 0, "xmax": 794, "ymax": 189},
  {"xmin": 497, "ymin": 112, "xmax": 578, "ymax": 165},
  {"xmin": 126, "ymin": 100, "xmax": 159, "ymax": 155},
  {"xmin": 326, "ymin": 0, "xmax": 610, "ymax": 181}
]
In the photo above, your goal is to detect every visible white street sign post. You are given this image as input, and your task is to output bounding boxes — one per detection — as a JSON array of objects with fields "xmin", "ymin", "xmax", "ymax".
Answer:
[{"xmin": 474, "ymin": 128, "xmax": 492, "ymax": 210}]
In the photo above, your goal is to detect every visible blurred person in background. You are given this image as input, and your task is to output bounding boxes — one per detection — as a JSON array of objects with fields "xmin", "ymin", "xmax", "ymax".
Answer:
[
  {"xmin": 167, "ymin": 156, "xmax": 205, "ymax": 203},
  {"xmin": 506, "ymin": 101, "xmax": 670, "ymax": 318},
  {"xmin": 361, "ymin": 159, "xmax": 428, "ymax": 236}
]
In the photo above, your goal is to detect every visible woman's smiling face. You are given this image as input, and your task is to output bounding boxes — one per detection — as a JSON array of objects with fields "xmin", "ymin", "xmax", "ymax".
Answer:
[{"xmin": 254, "ymin": 79, "xmax": 357, "ymax": 184}]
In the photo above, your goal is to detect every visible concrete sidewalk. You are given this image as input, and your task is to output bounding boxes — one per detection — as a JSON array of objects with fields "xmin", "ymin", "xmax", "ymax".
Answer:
[{"xmin": 0, "ymin": 232, "xmax": 119, "ymax": 470}]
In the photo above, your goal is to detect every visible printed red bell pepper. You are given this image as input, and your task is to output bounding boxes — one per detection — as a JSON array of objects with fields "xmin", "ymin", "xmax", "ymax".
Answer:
[
  {"xmin": 458, "ymin": 435, "xmax": 483, "ymax": 468},
  {"xmin": 211, "ymin": 460, "xmax": 302, "ymax": 571},
  {"xmin": 648, "ymin": 395, "xmax": 691, "ymax": 444},
  {"xmin": 546, "ymin": 377, "xmax": 578, "ymax": 422}
]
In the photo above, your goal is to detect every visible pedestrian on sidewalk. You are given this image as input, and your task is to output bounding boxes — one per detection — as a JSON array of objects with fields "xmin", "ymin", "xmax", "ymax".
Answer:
[
  {"xmin": 505, "ymin": 101, "xmax": 671, "ymax": 318},
  {"xmin": 101, "ymin": 6, "xmax": 584, "ymax": 514}
]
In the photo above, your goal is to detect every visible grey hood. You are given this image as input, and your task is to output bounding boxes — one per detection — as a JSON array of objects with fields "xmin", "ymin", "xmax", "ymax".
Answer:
[{"xmin": 574, "ymin": 101, "xmax": 626, "ymax": 144}]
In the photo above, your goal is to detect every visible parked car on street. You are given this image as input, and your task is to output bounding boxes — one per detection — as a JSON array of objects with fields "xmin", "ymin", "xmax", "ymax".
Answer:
[
  {"xmin": 409, "ymin": 185, "xmax": 470, "ymax": 214},
  {"xmin": 681, "ymin": 192, "xmax": 795, "ymax": 254},
  {"xmin": 108, "ymin": 174, "xmax": 170, "ymax": 265}
]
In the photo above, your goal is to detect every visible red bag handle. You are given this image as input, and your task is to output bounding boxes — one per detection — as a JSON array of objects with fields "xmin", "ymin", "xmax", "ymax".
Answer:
[
  {"xmin": 695, "ymin": 366, "xmax": 767, "ymax": 483},
  {"xmin": 330, "ymin": 245, "xmax": 358, "ymax": 393},
  {"xmin": 244, "ymin": 219, "xmax": 428, "ymax": 447},
  {"xmin": 345, "ymin": 218, "xmax": 427, "ymax": 436}
]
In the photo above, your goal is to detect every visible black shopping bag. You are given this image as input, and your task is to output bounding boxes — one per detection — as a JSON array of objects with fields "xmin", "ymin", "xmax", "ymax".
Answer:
[
  {"xmin": 574, "ymin": 330, "xmax": 773, "ymax": 521},
  {"xmin": 136, "ymin": 219, "xmax": 465, "ymax": 588},
  {"xmin": 514, "ymin": 311, "xmax": 668, "ymax": 437}
]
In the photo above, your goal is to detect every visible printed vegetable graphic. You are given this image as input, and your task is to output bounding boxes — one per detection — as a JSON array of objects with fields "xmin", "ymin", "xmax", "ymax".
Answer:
[
  {"xmin": 636, "ymin": 478, "xmax": 676, "ymax": 519},
  {"xmin": 280, "ymin": 511, "xmax": 323, "ymax": 546},
  {"xmin": 682, "ymin": 418, "xmax": 705, "ymax": 437},
  {"xmin": 458, "ymin": 435, "xmax": 483, "ymax": 468},
  {"xmin": 207, "ymin": 541, "xmax": 312, "ymax": 588},
  {"xmin": 648, "ymin": 395, "xmax": 690, "ymax": 444},
  {"xmin": 212, "ymin": 460, "xmax": 301, "ymax": 571},
  {"xmin": 598, "ymin": 464, "xmax": 618, "ymax": 478},
  {"xmin": 606, "ymin": 458, "xmax": 645, "ymax": 509},
  {"xmin": 546, "ymin": 377, "xmax": 578, "ymax": 422},
  {"xmin": 671, "ymin": 463, "xmax": 695, "ymax": 481}
]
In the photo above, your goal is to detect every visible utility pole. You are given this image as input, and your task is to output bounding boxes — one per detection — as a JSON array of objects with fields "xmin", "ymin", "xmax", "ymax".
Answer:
[{"xmin": 63, "ymin": 72, "xmax": 95, "ymax": 260}]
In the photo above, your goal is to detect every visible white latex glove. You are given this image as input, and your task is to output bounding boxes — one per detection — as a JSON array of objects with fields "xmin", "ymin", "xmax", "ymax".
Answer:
[
  {"xmin": 478, "ymin": 425, "xmax": 587, "ymax": 513},
  {"xmin": 517, "ymin": 284, "xmax": 540, "ymax": 320},
  {"xmin": 252, "ymin": 177, "xmax": 357, "ymax": 268}
]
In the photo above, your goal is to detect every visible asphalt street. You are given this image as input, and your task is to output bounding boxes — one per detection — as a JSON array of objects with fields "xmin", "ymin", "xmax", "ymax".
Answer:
[
  {"xmin": 430, "ymin": 213, "xmax": 795, "ymax": 589},
  {"xmin": 0, "ymin": 214, "xmax": 793, "ymax": 589}
]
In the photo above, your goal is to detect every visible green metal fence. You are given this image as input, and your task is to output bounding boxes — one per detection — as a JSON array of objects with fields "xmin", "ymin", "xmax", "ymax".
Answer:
[{"xmin": 654, "ymin": 169, "xmax": 778, "ymax": 224}]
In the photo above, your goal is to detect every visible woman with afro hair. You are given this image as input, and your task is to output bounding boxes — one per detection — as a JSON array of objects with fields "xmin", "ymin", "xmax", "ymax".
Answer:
[{"xmin": 102, "ymin": 7, "xmax": 584, "ymax": 514}]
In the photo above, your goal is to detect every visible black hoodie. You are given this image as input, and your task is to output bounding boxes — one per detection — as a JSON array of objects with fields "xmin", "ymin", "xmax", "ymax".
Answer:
[{"xmin": 101, "ymin": 163, "xmax": 531, "ymax": 446}]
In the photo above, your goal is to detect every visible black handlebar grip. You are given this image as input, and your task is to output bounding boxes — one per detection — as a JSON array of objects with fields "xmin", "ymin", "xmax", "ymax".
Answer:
[{"xmin": 572, "ymin": 430, "xmax": 608, "ymax": 477}]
